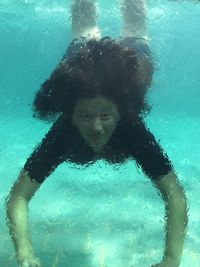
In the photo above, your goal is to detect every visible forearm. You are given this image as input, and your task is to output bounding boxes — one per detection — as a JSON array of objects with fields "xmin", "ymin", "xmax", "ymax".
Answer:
[
  {"xmin": 163, "ymin": 194, "xmax": 188, "ymax": 264},
  {"xmin": 6, "ymin": 197, "xmax": 34, "ymax": 257}
]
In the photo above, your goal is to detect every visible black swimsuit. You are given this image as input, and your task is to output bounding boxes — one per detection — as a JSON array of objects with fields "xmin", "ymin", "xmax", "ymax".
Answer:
[{"xmin": 24, "ymin": 115, "xmax": 173, "ymax": 183}]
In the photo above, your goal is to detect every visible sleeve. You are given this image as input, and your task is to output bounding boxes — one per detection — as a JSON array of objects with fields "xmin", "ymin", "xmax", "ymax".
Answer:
[
  {"xmin": 130, "ymin": 121, "xmax": 173, "ymax": 180},
  {"xmin": 24, "ymin": 117, "xmax": 67, "ymax": 183}
]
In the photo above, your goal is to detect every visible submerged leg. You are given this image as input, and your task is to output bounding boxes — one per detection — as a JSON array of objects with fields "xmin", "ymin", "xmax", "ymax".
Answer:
[
  {"xmin": 121, "ymin": 0, "xmax": 148, "ymax": 40},
  {"xmin": 120, "ymin": 0, "xmax": 152, "ymax": 89},
  {"xmin": 71, "ymin": 0, "xmax": 101, "ymax": 39}
]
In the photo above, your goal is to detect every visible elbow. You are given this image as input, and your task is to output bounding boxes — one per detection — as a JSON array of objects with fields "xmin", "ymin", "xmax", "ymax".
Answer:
[
  {"xmin": 5, "ymin": 191, "xmax": 14, "ymax": 209},
  {"xmin": 170, "ymin": 186, "xmax": 187, "ymax": 207},
  {"xmin": 166, "ymin": 190, "xmax": 189, "ymax": 222},
  {"xmin": 5, "ymin": 192, "xmax": 29, "ymax": 212},
  {"xmin": 156, "ymin": 170, "xmax": 188, "ymax": 209},
  {"xmin": 165, "ymin": 186, "xmax": 188, "ymax": 209}
]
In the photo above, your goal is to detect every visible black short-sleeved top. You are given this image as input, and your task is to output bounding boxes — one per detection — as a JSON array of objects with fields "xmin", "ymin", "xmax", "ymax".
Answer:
[{"xmin": 24, "ymin": 115, "xmax": 173, "ymax": 183}]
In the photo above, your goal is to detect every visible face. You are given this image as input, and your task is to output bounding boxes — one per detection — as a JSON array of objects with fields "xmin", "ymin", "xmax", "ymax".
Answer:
[{"xmin": 71, "ymin": 96, "xmax": 120, "ymax": 153}]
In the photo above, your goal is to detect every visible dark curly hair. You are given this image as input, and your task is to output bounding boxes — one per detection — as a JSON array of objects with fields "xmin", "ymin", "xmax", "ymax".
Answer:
[{"xmin": 33, "ymin": 37, "xmax": 153, "ymax": 123}]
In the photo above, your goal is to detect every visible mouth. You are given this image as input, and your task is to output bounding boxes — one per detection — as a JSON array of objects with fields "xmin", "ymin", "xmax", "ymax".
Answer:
[
  {"xmin": 90, "ymin": 133, "xmax": 104, "ymax": 141},
  {"xmin": 90, "ymin": 136, "xmax": 106, "ymax": 145},
  {"xmin": 89, "ymin": 137, "xmax": 106, "ymax": 150}
]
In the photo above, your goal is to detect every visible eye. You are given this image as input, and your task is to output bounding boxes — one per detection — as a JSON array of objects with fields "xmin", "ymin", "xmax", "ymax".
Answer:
[
  {"xmin": 79, "ymin": 113, "xmax": 92, "ymax": 121},
  {"xmin": 101, "ymin": 113, "xmax": 111, "ymax": 120}
]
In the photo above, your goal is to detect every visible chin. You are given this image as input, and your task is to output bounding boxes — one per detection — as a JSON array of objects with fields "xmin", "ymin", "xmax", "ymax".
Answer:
[
  {"xmin": 91, "ymin": 146, "xmax": 103, "ymax": 153},
  {"xmin": 90, "ymin": 144, "xmax": 105, "ymax": 153}
]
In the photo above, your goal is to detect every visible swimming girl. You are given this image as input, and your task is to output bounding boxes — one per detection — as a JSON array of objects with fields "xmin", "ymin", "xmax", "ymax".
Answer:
[{"xmin": 6, "ymin": 1, "xmax": 188, "ymax": 267}]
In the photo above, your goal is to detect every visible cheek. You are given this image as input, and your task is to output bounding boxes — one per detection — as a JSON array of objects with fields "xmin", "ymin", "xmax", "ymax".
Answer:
[
  {"xmin": 75, "ymin": 121, "xmax": 91, "ymax": 135},
  {"xmin": 105, "ymin": 120, "xmax": 118, "ymax": 133}
]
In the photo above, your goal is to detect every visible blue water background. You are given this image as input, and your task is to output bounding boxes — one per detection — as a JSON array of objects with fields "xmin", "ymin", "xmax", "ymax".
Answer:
[{"xmin": 0, "ymin": 1, "xmax": 200, "ymax": 266}]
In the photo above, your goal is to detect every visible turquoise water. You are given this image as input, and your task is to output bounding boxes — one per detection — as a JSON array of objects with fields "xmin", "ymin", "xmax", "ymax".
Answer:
[{"xmin": 0, "ymin": 1, "xmax": 200, "ymax": 266}]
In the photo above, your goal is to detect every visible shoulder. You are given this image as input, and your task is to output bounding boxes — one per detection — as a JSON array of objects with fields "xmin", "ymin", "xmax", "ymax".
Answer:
[
  {"xmin": 115, "ymin": 119, "xmax": 153, "ymax": 143},
  {"xmin": 43, "ymin": 114, "xmax": 72, "ymax": 140},
  {"xmin": 123, "ymin": 120, "xmax": 173, "ymax": 180}
]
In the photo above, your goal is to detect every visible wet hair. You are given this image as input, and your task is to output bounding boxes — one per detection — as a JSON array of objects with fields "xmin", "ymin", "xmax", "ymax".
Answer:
[{"xmin": 33, "ymin": 37, "xmax": 153, "ymax": 123}]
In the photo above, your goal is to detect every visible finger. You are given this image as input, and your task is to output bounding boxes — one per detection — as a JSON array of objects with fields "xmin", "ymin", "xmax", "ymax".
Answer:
[
  {"xmin": 29, "ymin": 260, "xmax": 41, "ymax": 267},
  {"xmin": 31, "ymin": 259, "xmax": 42, "ymax": 267},
  {"xmin": 20, "ymin": 260, "xmax": 29, "ymax": 267}
]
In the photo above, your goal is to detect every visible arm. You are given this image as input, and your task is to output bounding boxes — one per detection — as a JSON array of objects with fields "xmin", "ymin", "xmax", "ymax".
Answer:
[
  {"xmin": 152, "ymin": 169, "xmax": 188, "ymax": 267},
  {"xmin": 6, "ymin": 116, "xmax": 67, "ymax": 262},
  {"xmin": 5, "ymin": 169, "xmax": 41, "ymax": 263}
]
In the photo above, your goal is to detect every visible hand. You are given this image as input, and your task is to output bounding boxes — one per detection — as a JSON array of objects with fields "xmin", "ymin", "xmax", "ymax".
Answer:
[
  {"xmin": 18, "ymin": 255, "xmax": 42, "ymax": 267},
  {"xmin": 151, "ymin": 256, "xmax": 180, "ymax": 267}
]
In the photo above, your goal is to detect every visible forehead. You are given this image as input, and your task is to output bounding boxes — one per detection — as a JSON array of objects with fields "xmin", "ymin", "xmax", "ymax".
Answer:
[{"xmin": 73, "ymin": 96, "xmax": 117, "ymax": 113}]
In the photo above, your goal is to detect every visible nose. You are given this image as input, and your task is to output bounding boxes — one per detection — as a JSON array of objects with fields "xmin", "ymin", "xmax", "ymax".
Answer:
[{"xmin": 92, "ymin": 118, "xmax": 104, "ymax": 134}]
